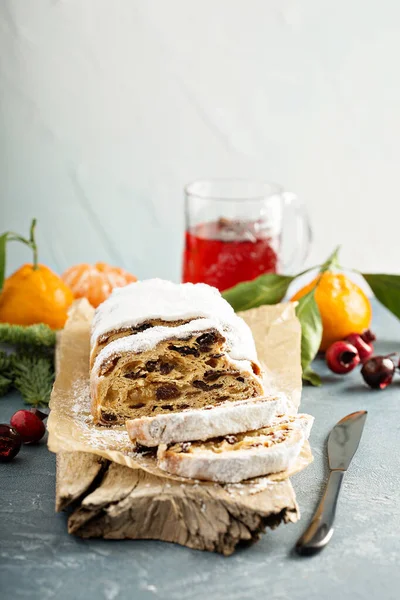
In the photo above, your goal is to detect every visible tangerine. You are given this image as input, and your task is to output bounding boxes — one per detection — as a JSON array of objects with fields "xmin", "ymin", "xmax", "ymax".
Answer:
[
  {"xmin": 291, "ymin": 272, "xmax": 372, "ymax": 351},
  {"xmin": 62, "ymin": 262, "xmax": 137, "ymax": 308},
  {"xmin": 0, "ymin": 263, "xmax": 74, "ymax": 329},
  {"xmin": 0, "ymin": 219, "xmax": 74, "ymax": 329}
]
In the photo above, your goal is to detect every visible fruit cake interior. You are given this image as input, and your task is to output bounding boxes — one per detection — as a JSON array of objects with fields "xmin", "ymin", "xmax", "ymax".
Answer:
[{"xmin": 91, "ymin": 319, "xmax": 263, "ymax": 424}]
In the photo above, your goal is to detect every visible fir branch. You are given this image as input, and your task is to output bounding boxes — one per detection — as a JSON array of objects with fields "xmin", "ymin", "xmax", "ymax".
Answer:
[
  {"xmin": 11, "ymin": 354, "xmax": 54, "ymax": 407},
  {"xmin": 0, "ymin": 351, "xmax": 13, "ymax": 396},
  {"xmin": 0, "ymin": 374, "xmax": 12, "ymax": 396},
  {"xmin": 0, "ymin": 323, "xmax": 56, "ymax": 348},
  {"xmin": 0, "ymin": 350, "xmax": 13, "ymax": 373}
]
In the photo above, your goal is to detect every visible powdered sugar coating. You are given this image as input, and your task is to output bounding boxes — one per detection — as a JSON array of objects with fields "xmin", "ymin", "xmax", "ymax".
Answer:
[
  {"xmin": 92, "ymin": 317, "xmax": 260, "ymax": 378},
  {"xmin": 158, "ymin": 435, "xmax": 303, "ymax": 483},
  {"xmin": 126, "ymin": 394, "xmax": 289, "ymax": 447},
  {"xmin": 91, "ymin": 279, "xmax": 258, "ymax": 363},
  {"xmin": 157, "ymin": 416, "xmax": 313, "ymax": 483}
]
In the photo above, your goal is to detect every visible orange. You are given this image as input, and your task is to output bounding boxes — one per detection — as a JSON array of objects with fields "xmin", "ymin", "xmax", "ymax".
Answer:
[
  {"xmin": 291, "ymin": 272, "xmax": 372, "ymax": 351},
  {"xmin": 62, "ymin": 262, "xmax": 137, "ymax": 308},
  {"xmin": 0, "ymin": 263, "xmax": 74, "ymax": 329}
]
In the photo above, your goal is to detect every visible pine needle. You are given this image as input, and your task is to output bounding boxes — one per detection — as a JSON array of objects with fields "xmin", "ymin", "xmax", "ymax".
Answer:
[
  {"xmin": 0, "ymin": 351, "xmax": 13, "ymax": 395},
  {"xmin": 11, "ymin": 355, "xmax": 54, "ymax": 407},
  {"xmin": 0, "ymin": 324, "xmax": 56, "ymax": 405},
  {"xmin": 0, "ymin": 374, "xmax": 12, "ymax": 396},
  {"xmin": 0, "ymin": 350, "xmax": 12, "ymax": 372},
  {"xmin": 0, "ymin": 323, "xmax": 56, "ymax": 348}
]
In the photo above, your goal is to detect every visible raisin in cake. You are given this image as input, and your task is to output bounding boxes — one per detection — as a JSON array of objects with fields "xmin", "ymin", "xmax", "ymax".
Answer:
[
  {"xmin": 90, "ymin": 279, "xmax": 265, "ymax": 425},
  {"xmin": 157, "ymin": 414, "xmax": 314, "ymax": 483}
]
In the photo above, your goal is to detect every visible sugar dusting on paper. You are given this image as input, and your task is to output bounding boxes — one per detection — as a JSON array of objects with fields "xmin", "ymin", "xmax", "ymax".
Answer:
[{"xmin": 70, "ymin": 380, "xmax": 131, "ymax": 451}]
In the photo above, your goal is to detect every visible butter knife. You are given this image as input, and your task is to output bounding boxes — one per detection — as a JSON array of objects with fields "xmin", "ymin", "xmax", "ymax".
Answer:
[{"xmin": 296, "ymin": 410, "xmax": 367, "ymax": 556}]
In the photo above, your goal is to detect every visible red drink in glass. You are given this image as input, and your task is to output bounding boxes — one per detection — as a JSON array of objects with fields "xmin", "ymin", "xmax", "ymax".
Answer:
[
  {"xmin": 183, "ymin": 219, "xmax": 279, "ymax": 291},
  {"xmin": 182, "ymin": 180, "xmax": 311, "ymax": 292}
]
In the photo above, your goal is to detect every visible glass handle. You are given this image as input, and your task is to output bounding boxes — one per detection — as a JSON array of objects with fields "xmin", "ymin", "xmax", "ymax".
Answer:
[{"xmin": 281, "ymin": 192, "xmax": 312, "ymax": 274}]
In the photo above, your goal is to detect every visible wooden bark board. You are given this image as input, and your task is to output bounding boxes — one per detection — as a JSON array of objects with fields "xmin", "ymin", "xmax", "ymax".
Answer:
[
  {"xmin": 56, "ymin": 449, "xmax": 299, "ymax": 556},
  {"xmin": 55, "ymin": 451, "xmax": 107, "ymax": 512}
]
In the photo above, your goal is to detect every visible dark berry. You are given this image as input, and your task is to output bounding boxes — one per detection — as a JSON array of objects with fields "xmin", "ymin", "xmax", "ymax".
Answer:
[
  {"xmin": 192, "ymin": 380, "xmax": 223, "ymax": 390},
  {"xmin": 360, "ymin": 329, "xmax": 376, "ymax": 343},
  {"xmin": 168, "ymin": 344, "xmax": 200, "ymax": 357},
  {"xmin": 159, "ymin": 362, "xmax": 174, "ymax": 375},
  {"xmin": 0, "ymin": 424, "xmax": 22, "ymax": 462},
  {"xmin": 145, "ymin": 360, "xmax": 158, "ymax": 372},
  {"xmin": 101, "ymin": 411, "xmax": 117, "ymax": 422},
  {"xmin": 325, "ymin": 341, "xmax": 360, "ymax": 374},
  {"xmin": 134, "ymin": 323, "xmax": 152, "ymax": 333},
  {"xmin": 124, "ymin": 371, "xmax": 144, "ymax": 380},
  {"xmin": 345, "ymin": 333, "xmax": 374, "ymax": 363},
  {"xmin": 10, "ymin": 409, "xmax": 46, "ymax": 444},
  {"xmin": 361, "ymin": 356, "xmax": 395, "ymax": 389},
  {"xmin": 156, "ymin": 384, "xmax": 181, "ymax": 400},
  {"xmin": 134, "ymin": 443, "xmax": 156, "ymax": 456},
  {"xmin": 196, "ymin": 332, "xmax": 217, "ymax": 347},
  {"xmin": 203, "ymin": 370, "xmax": 224, "ymax": 382}
]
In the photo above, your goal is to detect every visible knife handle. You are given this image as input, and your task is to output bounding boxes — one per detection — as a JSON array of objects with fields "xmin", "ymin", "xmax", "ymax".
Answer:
[{"xmin": 296, "ymin": 469, "xmax": 345, "ymax": 556}]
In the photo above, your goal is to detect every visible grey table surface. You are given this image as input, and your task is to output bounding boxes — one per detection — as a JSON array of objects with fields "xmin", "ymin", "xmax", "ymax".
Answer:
[{"xmin": 1, "ymin": 302, "xmax": 400, "ymax": 600}]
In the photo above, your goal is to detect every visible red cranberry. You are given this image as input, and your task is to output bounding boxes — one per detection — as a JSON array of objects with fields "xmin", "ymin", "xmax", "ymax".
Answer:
[
  {"xmin": 345, "ymin": 333, "xmax": 374, "ymax": 363},
  {"xmin": 10, "ymin": 409, "xmax": 46, "ymax": 444},
  {"xmin": 326, "ymin": 341, "xmax": 360, "ymax": 374},
  {"xmin": 361, "ymin": 356, "xmax": 395, "ymax": 390},
  {"xmin": 0, "ymin": 424, "xmax": 22, "ymax": 462}
]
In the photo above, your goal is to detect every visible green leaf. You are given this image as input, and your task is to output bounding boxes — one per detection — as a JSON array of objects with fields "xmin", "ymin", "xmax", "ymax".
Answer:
[
  {"xmin": 222, "ymin": 274, "xmax": 294, "ymax": 312},
  {"xmin": 361, "ymin": 274, "xmax": 400, "ymax": 320},
  {"xmin": 320, "ymin": 245, "xmax": 341, "ymax": 273},
  {"xmin": 302, "ymin": 367, "xmax": 322, "ymax": 387},
  {"xmin": 295, "ymin": 289, "xmax": 323, "ymax": 386}
]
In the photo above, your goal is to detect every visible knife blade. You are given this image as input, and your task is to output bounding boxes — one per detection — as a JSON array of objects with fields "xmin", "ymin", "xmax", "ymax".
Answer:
[
  {"xmin": 328, "ymin": 410, "xmax": 368, "ymax": 471},
  {"xmin": 295, "ymin": 410, "xmax": 367, "ymax": 556}
]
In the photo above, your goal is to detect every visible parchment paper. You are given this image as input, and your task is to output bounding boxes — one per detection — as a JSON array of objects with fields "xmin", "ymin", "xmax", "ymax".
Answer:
[{"xmin": 47, "ymin": 298, "xmax": 312, "ymax": 485}]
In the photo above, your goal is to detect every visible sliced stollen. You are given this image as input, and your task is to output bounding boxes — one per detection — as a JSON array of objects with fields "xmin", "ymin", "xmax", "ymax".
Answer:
[
  {"xmin": 90, "ymin": 280, "xmax": 265, "ymax": 426},
  {"xmin": 91, "ymin": 318, "xmax": 264, "ymax": 425},
  {"xmin": 126, "ymin": 393, "xmax": 289, "ymax": 447},
  {"xmin": 157, "ymin": 414, "xmax": 314, "ymax": 484}
]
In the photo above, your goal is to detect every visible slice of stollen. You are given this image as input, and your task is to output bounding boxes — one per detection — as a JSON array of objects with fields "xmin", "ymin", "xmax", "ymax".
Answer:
[
  {"xmin": 126, "ymin": 394, "xmax": 288, "ymax": 447},
  {"xmin": 157, "ymin": 414, "xmax": 314, "ymax": 483}
]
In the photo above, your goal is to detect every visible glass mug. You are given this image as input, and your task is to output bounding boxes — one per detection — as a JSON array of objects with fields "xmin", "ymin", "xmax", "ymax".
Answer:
[{"xmin": 182, "ymin": 179, "xmax": 312, "ymax": 292}]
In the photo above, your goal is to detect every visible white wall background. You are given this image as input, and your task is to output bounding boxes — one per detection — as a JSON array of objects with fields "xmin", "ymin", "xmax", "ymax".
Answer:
[{"xmin": 1, "ymin": 0, "xmax": 400, "ymax": 283}]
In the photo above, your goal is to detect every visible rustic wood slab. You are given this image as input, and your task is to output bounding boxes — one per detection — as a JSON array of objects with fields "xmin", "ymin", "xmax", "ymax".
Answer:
[{"xmin": 56, "ymin": 449, "xmax": 299, "ymax": 556}]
